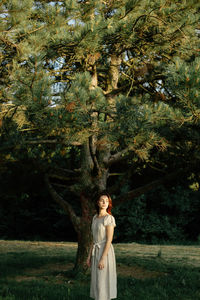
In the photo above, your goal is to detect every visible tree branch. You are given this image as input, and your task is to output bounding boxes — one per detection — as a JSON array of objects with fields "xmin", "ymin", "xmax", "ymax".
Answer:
[
  {"xmin": 0, "ymin": 36, "xmax": 19, "ymax": 50},
  {"xmin": 89, "ymin": 135, "xmax": 100, "ymax": 174},
  {"xmin": 49, "ymin": 166, "xmax": 80, "ymax": 176},
  {"xmin": 0, "ymin": 138, "xmax": 81, "ymax": 153},
  {"xmin": 113, "ymin": 168, "xmax": 189, "ymax": 206},
  {"xmin": 23, "ymin": 139, "xmax": 81, "ymax": 146},
  {"xmin": 17, "ymin": 25, "xmax": 46, "ymax": 38},
  {"xmin": 44, "ymin": 174, "xmax": 80, "ymax": 232},
  {"xmin": 105, "ymin": 148, "xmax": 130, "ymax": 166},
  {"xmin": 104, "ymin": 74, "xmax": 165, "ymax": 98},
  {"xmin": 49, "ymin": 173, "xmax": 79, "ymax": 182},
  {"xmin": 24, "ymin": 139, "xmax": 64, "ymax": 145}
]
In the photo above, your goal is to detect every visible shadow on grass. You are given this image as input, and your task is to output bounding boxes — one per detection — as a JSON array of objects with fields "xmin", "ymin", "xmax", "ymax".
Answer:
[
  {"xmin": 0, "ymin": 251, "xmax": 75, "ymax": 277},
  {"xmin": 1, "ymin": 269, "xmax": 200, "ymax": 300},
  {"xmin": 117, "ymin": 267, "xmax": 200, "ymax": 300},
  {"xmin": 0, "ymin": 241, "xmax": 200, "ymax": 300},
  {"xmin": 0, "ymin": 280, "xmax": 90, "ymax": 300}
]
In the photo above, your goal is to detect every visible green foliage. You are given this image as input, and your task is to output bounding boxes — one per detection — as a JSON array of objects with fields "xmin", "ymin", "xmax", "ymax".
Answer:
[
  {"xmin": 166, "ymin": 57, "xmax": 200, "ymax": 123},
  {"xmin": 0, "ymin": 0, "xmax": 199, "ymax": 171},
  {"xmin": 1, "ymin": 0, "xmax": 200, "ymax": 271},
  {"xmin": 113, "ymin": 185, "xmax": 200, "ymax": 243},
  {"xmin": 63, "ymin": 72, "xmax": 107, "ymax": 143}
]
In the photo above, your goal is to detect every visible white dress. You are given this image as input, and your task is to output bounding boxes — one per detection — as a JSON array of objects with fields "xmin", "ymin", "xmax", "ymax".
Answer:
[{"xmin": 90, "ymin": 214, "xmax": 117, "ymax": 300}]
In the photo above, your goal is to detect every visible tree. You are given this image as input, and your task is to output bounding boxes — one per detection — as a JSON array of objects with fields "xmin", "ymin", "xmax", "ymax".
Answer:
[{"xmin": 0, "ymin": 0, "xmax": 200, "ymax": 273}]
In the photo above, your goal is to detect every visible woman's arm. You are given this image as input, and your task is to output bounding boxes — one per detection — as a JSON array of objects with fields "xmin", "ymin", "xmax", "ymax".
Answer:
[
  {"xmin": 98, "ymin": 225, "xmax": 114, "ymax": 270},
  {"xmin": 86, "ymin": 242, "xmax": 94, "ymax": 267}
]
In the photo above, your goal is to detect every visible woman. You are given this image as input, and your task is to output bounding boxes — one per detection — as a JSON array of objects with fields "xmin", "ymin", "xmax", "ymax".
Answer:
[{"xmin": 87, "ymin": 192, "xmax": 117, "ymax": 300}]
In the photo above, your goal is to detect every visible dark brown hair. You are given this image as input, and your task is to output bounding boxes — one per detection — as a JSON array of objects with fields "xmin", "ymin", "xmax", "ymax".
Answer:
[{"xmin": 96, "ymin": 191, "xmax": 113, "ymax": 215}]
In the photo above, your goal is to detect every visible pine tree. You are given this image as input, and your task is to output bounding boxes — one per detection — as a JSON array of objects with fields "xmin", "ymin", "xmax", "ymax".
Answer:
[{"xmin": 0, "ymin": 0, "xmax": 200, "ymax": 273}]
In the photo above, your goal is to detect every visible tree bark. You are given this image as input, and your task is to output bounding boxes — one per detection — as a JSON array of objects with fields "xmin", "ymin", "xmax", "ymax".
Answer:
[
  {"xmin": 107, "ymin": 54, "xmax": 121, "ymax": 108},
  {"xmin": 73, "ymin": 193, "xmax": 94, "ymax": 274},
  {"xmin": 45, "ymin": 174, "xmax": 95, "ymax": 274},
  {"xmin": 44, "ymin": 174, "xmax": 81, "ymax": 232}
]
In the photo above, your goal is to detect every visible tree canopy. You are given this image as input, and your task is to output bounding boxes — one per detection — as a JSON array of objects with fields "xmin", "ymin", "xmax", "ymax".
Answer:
[{"xmin": 1, "ymin": 0, "xmax": 200, "ymax": 272}]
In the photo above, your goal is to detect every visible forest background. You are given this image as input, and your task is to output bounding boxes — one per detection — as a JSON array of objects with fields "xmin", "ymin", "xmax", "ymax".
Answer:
[{"xmin": 0, "ymin": 0, "xmax": 200, "ymax": 274}]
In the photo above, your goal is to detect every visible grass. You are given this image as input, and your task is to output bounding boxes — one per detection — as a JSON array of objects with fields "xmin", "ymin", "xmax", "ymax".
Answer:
[{"xmin": 0, "ymin": 240, "xmax": 200, "ymax": 299}]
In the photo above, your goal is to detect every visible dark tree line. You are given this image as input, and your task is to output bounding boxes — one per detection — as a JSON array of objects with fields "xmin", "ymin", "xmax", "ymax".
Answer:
[{"xmin": 0, "ymin": 161, "xmax": 199, "ymax": 244}]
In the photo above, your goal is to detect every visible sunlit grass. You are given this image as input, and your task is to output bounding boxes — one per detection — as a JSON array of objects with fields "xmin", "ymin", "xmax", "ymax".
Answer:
[{"xmin": 0, "ymin": 240, "xmax": 199, "ymax": 300}]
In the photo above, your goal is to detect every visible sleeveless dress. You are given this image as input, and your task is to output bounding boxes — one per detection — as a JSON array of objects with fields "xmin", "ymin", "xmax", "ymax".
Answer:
[{"xmin": 90, "ymin": 214, "xmax": 117, "ymax": 300}]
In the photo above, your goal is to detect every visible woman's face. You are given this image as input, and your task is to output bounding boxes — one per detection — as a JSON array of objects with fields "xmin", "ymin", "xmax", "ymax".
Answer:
[{"xmin": 98, "ymin": 195, "xmax": 109, "ymax": 210}]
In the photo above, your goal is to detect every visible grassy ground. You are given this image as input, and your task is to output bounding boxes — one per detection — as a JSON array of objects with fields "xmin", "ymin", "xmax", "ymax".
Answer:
[{"xmin": 0, "ymin": 240, "xmax": 199, "ymax": 300}]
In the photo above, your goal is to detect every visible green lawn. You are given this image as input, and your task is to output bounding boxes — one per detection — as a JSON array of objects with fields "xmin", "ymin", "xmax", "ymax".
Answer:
[{"xmin": 0, "ymin": 240, "xmax": 199, "ymax": 300}]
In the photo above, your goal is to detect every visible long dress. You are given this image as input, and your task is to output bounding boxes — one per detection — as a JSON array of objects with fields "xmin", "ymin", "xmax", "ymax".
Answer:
[{"xmin": 90, "ymin": 214, "xmax": 117, "ymax": 300}]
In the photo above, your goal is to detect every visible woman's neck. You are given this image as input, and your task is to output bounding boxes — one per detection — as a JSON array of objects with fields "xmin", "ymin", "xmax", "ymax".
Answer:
[{"xmin": 98, "ymin": 209, "xmax": 108, "ymax": 217}]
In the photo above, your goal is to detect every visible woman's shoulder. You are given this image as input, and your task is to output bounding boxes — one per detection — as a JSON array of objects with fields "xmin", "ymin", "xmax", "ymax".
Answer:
[
  {"xmin": 104, "ymin": 214, "xmax": 116, "ymax": 226},
  {"xmin": 92, "ymin": 214, "xmax": 98, "ymax": 220},
  {"xmin": 104, "ymin": 213, "xmax": 115, "ymax": 219}
]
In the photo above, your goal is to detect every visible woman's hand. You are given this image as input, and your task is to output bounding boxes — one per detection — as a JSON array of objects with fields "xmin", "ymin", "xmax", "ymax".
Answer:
[{"xmin": 98, "ymin": 258, "xmax": 105, "ymax": 270}]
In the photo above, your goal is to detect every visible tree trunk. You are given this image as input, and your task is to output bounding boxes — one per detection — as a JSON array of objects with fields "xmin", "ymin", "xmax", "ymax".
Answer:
[
  {"xmin": 45, "ymin": 50, "xmax": 122, "ymax": 276},
  {"xmin": 73, "ymin": 193, "xmax": 94, "ymax": 274},
  {"xmin": 71, "ymin": 52, "xmax": 121, "ymax": 273},
  {"xmin": 45, "ymin": 175, "xmax": 95, "ymax": 274},
  {"xmin": 74, "ymin": 217, "xmax": 93, "ymax": 274}
]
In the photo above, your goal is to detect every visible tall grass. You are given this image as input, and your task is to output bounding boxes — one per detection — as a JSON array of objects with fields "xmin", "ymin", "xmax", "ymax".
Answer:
[{"xmin": 0, "ymin": 240, "xmax": 199, "ymax": 300}]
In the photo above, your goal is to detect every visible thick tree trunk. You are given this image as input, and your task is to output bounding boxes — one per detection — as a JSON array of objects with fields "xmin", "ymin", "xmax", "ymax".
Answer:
[
  {"xmin": 73, "ymin": 193, "xmax": 95, "ymax": 274},
  {"xmin": 45, "ymin": 175, "xmax": 94, "ymax": 274},
  {"xmin": 71, "ymin": 52, "xmax": 121, "ymax": 273},
  {"xmin": 74, "ymin": 217, "xmax": 93, "ymax": 273},
  {"xmin": 72, "ymin": 142, "xmax": 109, "ymax": 273}
]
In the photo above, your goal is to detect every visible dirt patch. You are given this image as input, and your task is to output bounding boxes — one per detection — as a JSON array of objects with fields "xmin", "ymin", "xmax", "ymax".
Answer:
[
  {"xmin": 26, "ymin": 262, "xmax": 74, "ymax": 275},
  {"xmin": 14, "ymin": 274, "xmax": 69, "ymax": 284},
  {"xmin": 8, "ymin": 262, "xmax": 75, "ymax": 283},
  {"xmin": 15, "ymin": 276, "xmax": 39, "ymax": 282},
  {"xmin": 117, "ymin": 264, "xmax": 166, "ymax": 279},
  {"xmin": 10, "ymin": 262, "xmax": 166, "ymax": 283}
]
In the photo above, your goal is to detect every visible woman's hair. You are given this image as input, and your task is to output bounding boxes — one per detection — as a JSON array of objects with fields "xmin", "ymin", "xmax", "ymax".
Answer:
[{"xmin": 96, "ymin": 191, "xmax": 113, "ymax": 215}]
